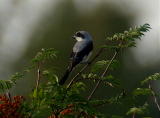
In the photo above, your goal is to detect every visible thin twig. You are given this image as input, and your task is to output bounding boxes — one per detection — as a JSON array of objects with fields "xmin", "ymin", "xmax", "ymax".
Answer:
[
  {"xmin": 5, "ymin": 92, "xmax": 12, "ymax": 102},
  {"xmin": 67, "ymin": 48, "xmax": 104, "ymax": 88},
  {"xmin": 35, "ymin": 62, "xmax": 41, "ymax": 91},
  {"xmin": 132, "ymin": 112, "xmax": 135, "ymax": 118},
  {"xmin": 87, "ymin": 51, "xmax": 118, "ymax": 100},
  {"xmin": 7, "ymin": 92, "xmax": 12, "ymax": 102},
  {"xmin": 149, "ymin": 83, "xmax": 160, "ymax": 112}
]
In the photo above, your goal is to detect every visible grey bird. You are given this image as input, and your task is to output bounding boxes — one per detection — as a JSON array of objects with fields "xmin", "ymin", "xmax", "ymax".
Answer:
[{"xmin": 59, "ymin": 31, "xmax": 93, "ymax": 85}]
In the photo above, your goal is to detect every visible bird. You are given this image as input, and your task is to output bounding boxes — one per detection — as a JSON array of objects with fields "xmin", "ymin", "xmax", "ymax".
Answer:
[{"xmin": 59, "ymin": 31, "xmax": 93, "ymax": 85}]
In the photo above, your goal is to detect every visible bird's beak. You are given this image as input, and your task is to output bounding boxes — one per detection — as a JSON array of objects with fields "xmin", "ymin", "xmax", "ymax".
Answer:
[{"xmin": 72, "ymin": 35, "xmax": 76, "ymax": 39}]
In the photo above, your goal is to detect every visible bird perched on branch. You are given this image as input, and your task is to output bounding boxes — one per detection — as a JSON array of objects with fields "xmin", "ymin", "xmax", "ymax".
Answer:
[{"xmin": 59, "ymin": 31, "xmax": 93, "ymax": 85}]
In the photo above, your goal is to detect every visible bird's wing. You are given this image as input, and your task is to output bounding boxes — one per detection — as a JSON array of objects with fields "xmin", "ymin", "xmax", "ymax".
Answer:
[{"xmin": 70, "ymin": 41, "xmax": 93, "ymax": 67}]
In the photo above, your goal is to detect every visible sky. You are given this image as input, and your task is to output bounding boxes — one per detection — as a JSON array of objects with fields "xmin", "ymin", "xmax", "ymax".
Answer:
[
  {"xmin": 0, "ymin": 0, "xmax": 159, "ymax": 78},
  {"xmin": 0, "ymin": 0, "xmax": 59, "ymax": 78}
]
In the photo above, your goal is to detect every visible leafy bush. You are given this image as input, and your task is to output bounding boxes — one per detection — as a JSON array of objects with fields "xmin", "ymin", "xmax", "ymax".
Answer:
[{"xmin": 1, "ymin": 24, "xmax": 159, "ymax": 118}]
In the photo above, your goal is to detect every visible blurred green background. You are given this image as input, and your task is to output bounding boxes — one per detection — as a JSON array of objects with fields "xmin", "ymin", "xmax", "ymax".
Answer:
[{"xmin": 0, "ymin": 0, "xmax": 159, "ymax": 117}]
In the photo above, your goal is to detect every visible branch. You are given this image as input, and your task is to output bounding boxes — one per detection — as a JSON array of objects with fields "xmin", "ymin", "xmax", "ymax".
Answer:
[
  {"xmin": 67, "ymin": 48, "xmax": 104, "ymax": 88},
  {"xmin": 149, "ymin": 83, "xmax": 160, "ymax": 112},
  {"xmin": 35, "ymin": 62, "xmax": 41, "ymax": 91},
  {"xmin": 87, "ymin": 51, "xmax": 118, "ymax": 100},
  {"xmin": 5, "ymin": 92, "xmax": 12, "ymax": 102},
  {"xmin": 132, "ymin": 112, "xmax": 135, "ymax": 118}
]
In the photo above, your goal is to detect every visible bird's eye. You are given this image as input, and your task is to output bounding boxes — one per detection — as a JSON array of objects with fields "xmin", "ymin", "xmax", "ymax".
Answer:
[
  {"xmin": 76, "ymin": 32, "xmax": 81, "ymax": 37},
  {"xmin": 76, "ymin": 32, "xmax": 84, "ymax": 38}
]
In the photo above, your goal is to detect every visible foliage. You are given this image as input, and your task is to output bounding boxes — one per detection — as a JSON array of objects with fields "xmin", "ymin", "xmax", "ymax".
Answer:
[
  {"xmin": 32, "ymin": 48, "xmax": 57, "ymax": 63},
  {"xmin": 141, "ymin": 72, "xmax": 160, "ymax": 85},
  {"xmin": 0, "ymin": 73, "xmax": 24, "ymax": 93},
  {"xmin": 104, "ymin": 23, "xmax": 151, "ymax": 50},
  {"xmin": 126, "ymin": 103, "xmax": 149, "ymax": 115},
  {"xmin": 0, "ymin": 24, "xmax": 158, "ymax": 118},
  {"xmin": 133, "ymin": 88, "xmax": 152, "ymax": 97},
  {"xmin": 91, "ymin": 60, "xmax": 120, "ymax": 73}
]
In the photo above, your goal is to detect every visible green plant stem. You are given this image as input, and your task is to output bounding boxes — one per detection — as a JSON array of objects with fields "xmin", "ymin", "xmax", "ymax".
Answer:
[
  {"xmin": 149, "ymin": 83, "xmax": 160, "ymax": 112},
  {"xmin": 67, "ymin": 48, "xmax": 104, "ymax": 88},
  {"xmin": 87, "ymin": 51, "xmax": 118, "ymax": 100}
]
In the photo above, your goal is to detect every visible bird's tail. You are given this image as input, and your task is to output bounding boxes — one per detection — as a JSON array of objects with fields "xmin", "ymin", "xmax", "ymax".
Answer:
[{"xmin": 59, "ymin": 64, "xmax": 73, "ymax": 85}]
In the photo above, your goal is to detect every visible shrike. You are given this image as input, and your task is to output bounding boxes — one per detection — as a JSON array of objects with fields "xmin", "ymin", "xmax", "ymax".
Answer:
[{"xmin": 59, "ymin": 31, "xmax": 93, "ymax": 85}]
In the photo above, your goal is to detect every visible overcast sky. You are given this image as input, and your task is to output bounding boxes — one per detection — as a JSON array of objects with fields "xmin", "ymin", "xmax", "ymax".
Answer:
[{"xmin": 0, "ymin": 0, "xmax": 159, "ymax": 78}]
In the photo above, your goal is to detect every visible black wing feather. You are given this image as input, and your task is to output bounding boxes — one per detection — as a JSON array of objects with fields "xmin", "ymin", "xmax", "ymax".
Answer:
[
  {"xmin": 70, "ymin": 41, "xmax": 93, "ymax": 67},
  {"xmin": 59, "ymin": 41, "xmax": 93, "ymax": 85}
]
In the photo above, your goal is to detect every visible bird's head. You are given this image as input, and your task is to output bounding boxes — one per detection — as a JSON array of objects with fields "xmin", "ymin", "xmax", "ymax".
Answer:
[{"xmin": 72, "ymin": 31, "xmax": 92, "ymax": 42}]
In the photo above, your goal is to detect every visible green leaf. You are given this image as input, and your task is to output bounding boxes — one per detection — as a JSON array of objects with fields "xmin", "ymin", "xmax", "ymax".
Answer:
[
  {"xmin": 127, "ymin": 103, "xmax": 148, "ymax": 115},
  {"xmin": 102, "ymin": 75, "xmax": 120, "ymax": 87},
  {"xmin": 91, "ymin": 60, "xmax": 120, "ymax": 73},
  {"xmin": 0, "ymin": 80, "xmax": 12, "ymax": 92},
  {"xmin": 32, "ymin": 48, "xmax": 57, "ymax": 63},
  {"xmin": 126, "ymin": 107, "xmax": 144, "ymax": 115},
  {"xmin": 133, "ymin": 88, "xmax": 152, "ymax": 96},
  {"xmin": 11, "ymin": 72, "xmax": 24, "ymax": 84},
  {"xmin": 82, "ymin": 73, "xmax": 99, "ymax": 82},
  {"xmin": 33, "ymin": 89, "xmax": 38, "ymax": 98},
  {"xmin": 0, "ymin": 72, "xmax": 24, "ymax": 93},
  {"xmin": 71, "ymin": 82, "xmax": 86, "ymax": 93},
  {"xmin": 141, "ymin": 73, "xmax": 160, "ymax": 85},
  {"xmin": 91, "ymin": 60, "xmax": 109, "ymax": 72},
  {"xmin": 110, "ymin": 60, "xmax": 120, "ymax": 70},
  {"xmin": 105, "ymin": 23, "xmax": 151, "ymax": 50}
]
